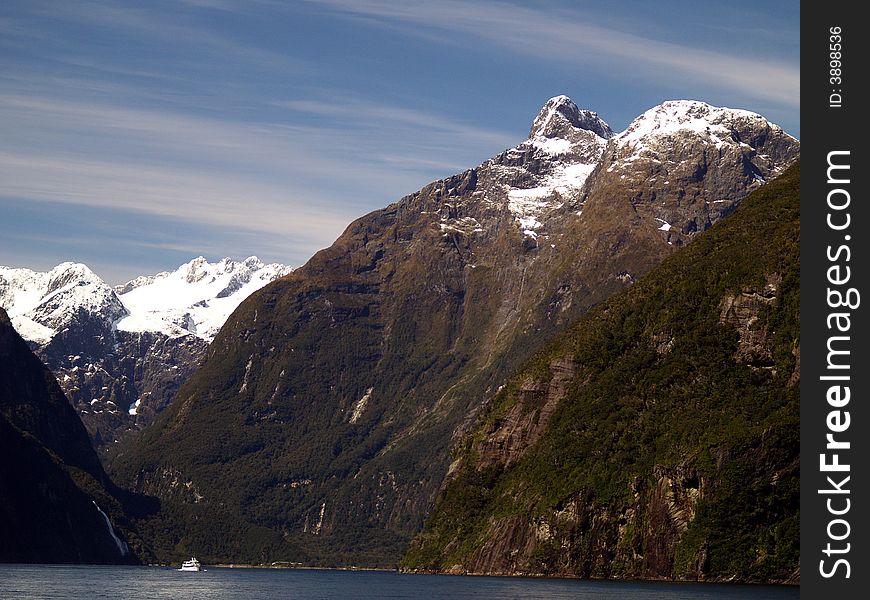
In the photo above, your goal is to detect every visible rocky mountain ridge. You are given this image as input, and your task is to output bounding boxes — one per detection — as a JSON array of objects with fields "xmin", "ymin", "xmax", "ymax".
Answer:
[
  {"xmin": 110, "ymin": 96, "xmax": 799, "ymax": 568},
  {"xmin": 0, "ymin": 257, "xmax": 291, "ymax": 452}
]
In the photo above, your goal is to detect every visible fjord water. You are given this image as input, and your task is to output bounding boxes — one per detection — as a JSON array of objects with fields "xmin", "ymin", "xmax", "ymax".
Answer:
[{"xmin": 0, "ymin": 565, "xmax": 798, "ymax": 599}]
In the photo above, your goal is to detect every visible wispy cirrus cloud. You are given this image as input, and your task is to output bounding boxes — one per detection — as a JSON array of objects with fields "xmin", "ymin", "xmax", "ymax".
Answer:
[
  {"xmin": 0, "ymin": 88, "xmax": 517, "ymax": 248},
  {"xmin": 307, "ymin": 0, "xmax": 799, "ymax": 108},
  {"xmin": 0, "ymin": 0, "xmax": 308, "ymax": 76},
  {"xmin": 0, "ymin": 0, "xmax": 798, "ymax": 281},
  {"xmin": 0, "ymin": 151, "xmax": 349, "ymax": 239},
  {"xmin": 276, "ymin": 96, "xmax": 518, "ymax": 169}
]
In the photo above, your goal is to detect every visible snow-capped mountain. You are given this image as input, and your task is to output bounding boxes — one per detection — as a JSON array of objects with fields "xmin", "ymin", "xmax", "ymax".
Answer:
[
  {"xmin": 116, "ymin": 255, "xmax": 290, "ymax": 341},
  {"xmin": 498, "ymin": 95, "xmax": 613, "ymax": 239},
  {"xmin": 614, "ymin": 100, "xmax": 788, "ymax": 161},
  {"xmin": 2, "ymin": 256, "xmax": 290, "ymax": 346},
  {"xmin": 0, "ymin": 256, "xmax": 291, "ymax": 454},
  {"xmin": 481, "ymin": 96, "xmax": 795, "ymax": 246},
  {"xmin": 1, "ymin": 262, "xmax": 126, "ymax": 345},
  {"xmin": 428, "ymin": 95, "xmax": 797, "ymax": 264},
  {"xmin": 113, "ymin": 97, "xmax": 799, "ymax": 566}
]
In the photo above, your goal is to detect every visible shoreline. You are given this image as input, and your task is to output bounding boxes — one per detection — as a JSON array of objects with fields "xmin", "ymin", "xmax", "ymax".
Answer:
[
  {"xmin": 167, "ymin": 562, "xmax": 398, "ymax": 572},
  {"xmin": 155, "ymin": 562, "xmax": 797, "ymax": 586}
]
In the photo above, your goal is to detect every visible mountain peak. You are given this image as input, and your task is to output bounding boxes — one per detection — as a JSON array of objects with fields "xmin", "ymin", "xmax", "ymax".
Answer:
[
  {"xmin": 608, "ymin": 100, "xmax": 799, "ymax": 179},
  {"xmin": 616, "ymin": 100, "xmax": 789, "ymax": 148},
  {"xmin": 529, "ymin": 95, "xmax": 614, "ymax": 141},
  {"xmin": 243, "ymin": 256, "xmax": 264, "ymax": 269},
  {"xmin": 116, "ymin": 256, "xmax": 293, "ymax": 341},
  {"xmin": 47, "ymin": 262, "xmax": 101, "ymax": 291}
]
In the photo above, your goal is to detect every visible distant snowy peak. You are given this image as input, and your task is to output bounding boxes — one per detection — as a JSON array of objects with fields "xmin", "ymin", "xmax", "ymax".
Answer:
[
  {"xmin": 0, "ymin": 266, "xmax": 46, "ymax": 317},
  {"xmin": 176, "ymin": 255, "xmax": 290, "ymax": 298},
  {"xmin": 45, "ymin": 262, "xmax": 104, "ymax": 290},
  {"xmin": 115, "ymin": 273, "xmax": 164, "ymax": 295},
  {"xmin": 115, "ymin": 256, "xmax": 292, "ymax": 341},
  {"xmin": 1, "ymin": 262, "xmax": 105, "ymax": 316},
  {"xmin": 1, "ymin": 257, "xmax": 292, "ymax": 346},
  {"xmin": 29, "ymin": 272, "xmax": 126, "ymax": 329},
  {"xmin": 1, "ymin": 263, "xmax": 125, "ymax": 344}
]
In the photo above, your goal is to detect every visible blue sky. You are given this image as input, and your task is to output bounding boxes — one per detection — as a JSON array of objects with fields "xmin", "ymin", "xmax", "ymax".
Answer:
[{"xmin": 0, "ymin": 0, "xmax": 799, "ymax": 284}]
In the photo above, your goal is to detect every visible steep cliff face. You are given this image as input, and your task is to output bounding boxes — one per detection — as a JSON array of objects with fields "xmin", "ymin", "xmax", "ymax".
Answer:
[
  {"xmin": 111, "ymin": 98, "xmax": 798, "ymax": 566},
  {"xmin": 474, "ymin": 357, "xmax": 578, "ymax": 470},
  {"xmin": 0, "ymin": 308, "xmax": 144, "ymax": 564},
  {"xmin": 403, "ymin": 164, "xmax": 800, "ymax": 583}
]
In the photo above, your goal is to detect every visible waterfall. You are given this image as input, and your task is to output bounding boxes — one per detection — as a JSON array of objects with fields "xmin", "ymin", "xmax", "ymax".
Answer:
[{"xmin": 92, "ymin": 501, "xmax": 129, "ymax": 556}]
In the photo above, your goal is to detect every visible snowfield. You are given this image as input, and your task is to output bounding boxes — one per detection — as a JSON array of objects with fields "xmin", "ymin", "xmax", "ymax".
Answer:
[{"xmin": 1, "ymin": 256, "xmax": 292, "ymax": 346}]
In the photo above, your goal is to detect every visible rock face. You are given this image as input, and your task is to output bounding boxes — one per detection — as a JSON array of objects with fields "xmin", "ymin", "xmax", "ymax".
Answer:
[
  {"xmin": 718, "ymin": 274, "xmax": 782, "ymax": 372},
  {"xmin": 111, "ymin": 97, "xmax": 799, "ymax": 567},
  {"xmin": 0, "ymin": 307, "xmax": 142, "ymax": 564},
  {"xmin": 475, "ymin": 357, "xmax": 577, "ymax": 469},
  {"xmin": 402, "ymin": 165, "xmax": 801, "ymax": 583},
  {"xmin": 0, "ymin": 257, "xmax": 291, "ymax": 455}
]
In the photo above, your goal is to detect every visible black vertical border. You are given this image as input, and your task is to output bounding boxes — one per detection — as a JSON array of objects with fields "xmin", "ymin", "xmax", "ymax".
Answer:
[{"xmin": 801, "ymin": 2, "xmax": 868, "ymax": 597}]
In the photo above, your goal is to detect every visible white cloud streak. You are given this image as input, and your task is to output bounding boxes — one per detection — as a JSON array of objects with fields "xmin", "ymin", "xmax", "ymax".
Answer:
[
  {"xmin": 9, "ymin": 0, "xmax": 309, "ymax": 76},
  {"xmin": 0, "ymin": 90, "xmax": 517, "ymax": 242},
  {"xmin": 1, "ymin": 2, "xmax": 523, "ymax": 265},
  {"xmin": 0, "ymin": 151, "xmax": 347, "ymax": 239},
  {"xmin": 1, "ymin": 0, "xmax": 797, "ymax": 281},
  {"xmin": 308, "ymin": 0, "xmax": 799, "ymax": 108}
]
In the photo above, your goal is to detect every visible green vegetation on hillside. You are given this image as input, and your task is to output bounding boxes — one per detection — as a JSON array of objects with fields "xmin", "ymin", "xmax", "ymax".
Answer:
[
  {"xmin": 403, "ymin": 164, "xmax": 800, "ymax": 582},
  {"xmin": 108, "ymin": 139, "xmax": 799, "ymax": 571}
]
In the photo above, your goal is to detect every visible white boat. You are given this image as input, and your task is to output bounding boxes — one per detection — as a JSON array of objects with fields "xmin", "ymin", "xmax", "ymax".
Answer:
[{"xmin": 178, "ymin": 557, "xmax": 202, "ymax": 571}]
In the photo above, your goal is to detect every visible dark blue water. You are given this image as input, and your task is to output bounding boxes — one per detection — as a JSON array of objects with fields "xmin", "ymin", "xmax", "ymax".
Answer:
[{"xmin": 0, "ymin": 564, "xmax": 798, "ymax": 599}]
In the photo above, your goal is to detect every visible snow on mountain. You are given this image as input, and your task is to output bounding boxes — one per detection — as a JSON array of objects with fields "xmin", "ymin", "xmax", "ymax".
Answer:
[
  {"xmin": 1, "ymin": 257, "xmax": 292, "ymax": 346},
  {"xmin": 115, "ymin": 256, "xmax": 292, "ymax": 341},
  {"xmin": 0, "ymin": 267, "xmax": 45, "ymax": 315},
  {"xmin": 0, "ymin": 256, "xmax": 292, "ymax": 453},
  {"xmin": 2, "ymin": 262, "xmax": 107, "ymax": 318},
  {"xmin": 433, "ymin": 96, "xmax": 796, "ymax": 251},
  {"xmin": 528, "ymin": 94, "xmax": 614, "ymax": 145},
  {"xmin": 485, "ymin": 96, "xmax": 797, "ymax": 243},
  {"xmin": 611, "ymin": 100, "xmax": 796, "ymax": 175},
  {"xmin": 482, "ymin": 96, "xmax": 613, "ymax": 241},
  {"xmin": 1, "ymin": 263, "xmax": 126, "ymax": 345}
]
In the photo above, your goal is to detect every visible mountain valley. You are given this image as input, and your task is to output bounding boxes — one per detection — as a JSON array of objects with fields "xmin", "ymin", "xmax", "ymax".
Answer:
[{"xmin": 102, "ymin": 96, "xmax": 800, "ymax": 574}]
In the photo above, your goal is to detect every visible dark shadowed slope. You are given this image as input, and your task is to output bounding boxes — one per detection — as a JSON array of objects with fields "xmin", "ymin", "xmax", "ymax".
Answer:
[{"xmin": 0, "ymin": 307, "xmax": 144, "ymax": 564}]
